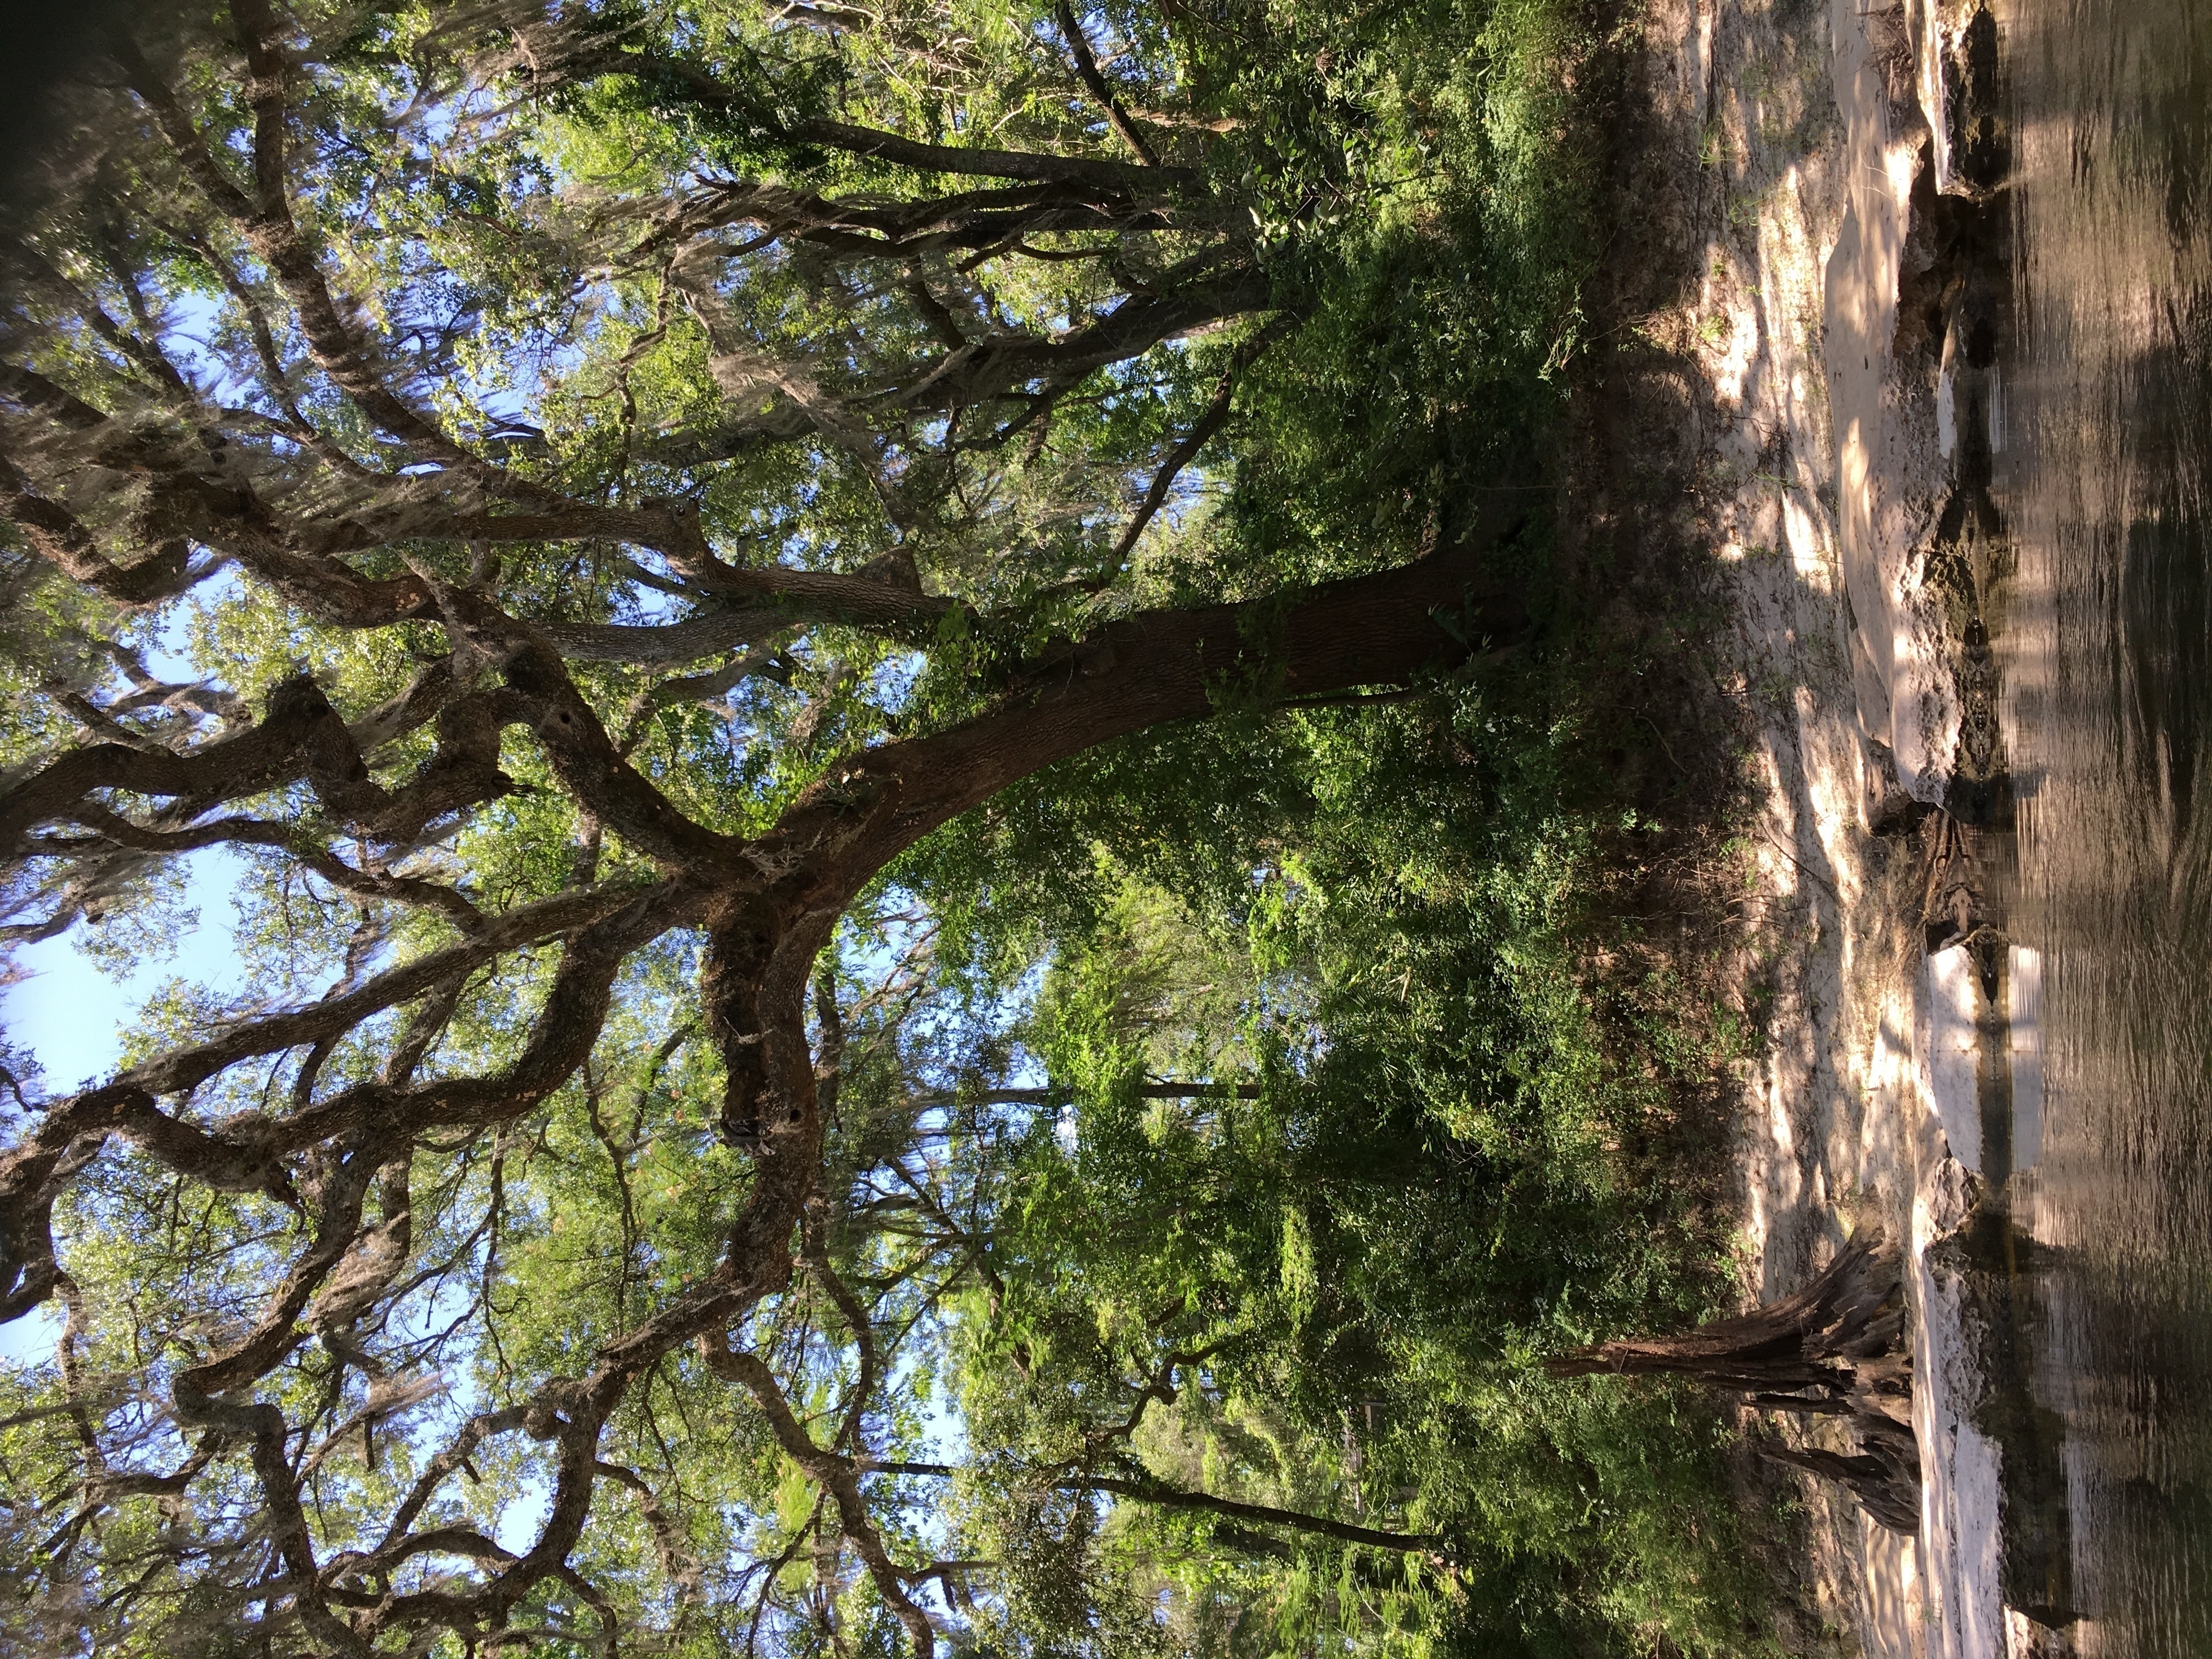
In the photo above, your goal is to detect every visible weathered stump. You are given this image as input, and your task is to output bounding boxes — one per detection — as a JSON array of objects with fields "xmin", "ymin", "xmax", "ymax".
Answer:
[{"xmin": 1549, "ymin": 1232, "xmax": 1921, "ymax": 1532}]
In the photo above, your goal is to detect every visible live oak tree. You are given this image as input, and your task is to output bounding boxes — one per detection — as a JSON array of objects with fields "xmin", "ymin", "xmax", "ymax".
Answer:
[{"xmin": 0, "ymin": 3, "xmax": 1519, "ymax": 1655}]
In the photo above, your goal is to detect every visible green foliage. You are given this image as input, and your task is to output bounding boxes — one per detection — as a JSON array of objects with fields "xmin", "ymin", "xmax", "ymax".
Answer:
[
  {"xmin": 1212, "ymin": 0, "xmax": 1605, "ymax": 591},
  {"xmin": 907, "ymin": 660, "xmax": 1770, "ymax": 1656}
]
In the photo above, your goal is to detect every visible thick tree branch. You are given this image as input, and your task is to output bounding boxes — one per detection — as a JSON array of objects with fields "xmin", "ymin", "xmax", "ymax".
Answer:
[
  {"xmin": 541, "ymin": 31, "xmax": 1203, "ymax": 198},
  {"xmin": 1053, "ymin": 3, "xmax": 1163, "ymax": 166},
  {"xmin": 866, "ymin": 1463, "xmax": 1441, "ymax": 1555}
]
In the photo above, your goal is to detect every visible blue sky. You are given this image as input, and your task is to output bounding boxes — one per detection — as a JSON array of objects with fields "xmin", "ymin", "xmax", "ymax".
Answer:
[
  {"xmin": 0, "ymin": 849, "xmax": 248, "ymax": 1364},
  {"xmin": 7, "ymin": 849, "xmax": 248, "ymax": 1087}
]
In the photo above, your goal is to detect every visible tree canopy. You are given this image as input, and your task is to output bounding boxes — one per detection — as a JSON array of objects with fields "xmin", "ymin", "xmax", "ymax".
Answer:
[{"xmin": 0, "ymin": 4, "xmax": 1775, "ymax": 1657}]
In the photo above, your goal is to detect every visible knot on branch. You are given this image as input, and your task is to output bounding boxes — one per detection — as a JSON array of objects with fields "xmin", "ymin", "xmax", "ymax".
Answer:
[{"xmin": 523, "ymin": 1380, "xmax": 586, "ymax": 1441}]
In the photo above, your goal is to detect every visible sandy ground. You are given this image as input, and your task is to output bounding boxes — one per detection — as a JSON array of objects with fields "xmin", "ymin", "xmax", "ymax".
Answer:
[{"xmin": 1623, "ymin": 0, "xmax": 2015, "ymax": 1652}]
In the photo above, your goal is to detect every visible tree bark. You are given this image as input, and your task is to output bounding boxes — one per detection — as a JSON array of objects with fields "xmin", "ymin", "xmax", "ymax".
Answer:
[
  {"xmin": 1548, "ymin": 1232, "xmax": 1922, "ymax": 1532},
  {"xmin": 693, "ymin": 530, "xmax": 1522, "ymax": 1146},
  {"xmin": 866, "ymin": 1463, "xmax": 1441, "ymax": 1555}
]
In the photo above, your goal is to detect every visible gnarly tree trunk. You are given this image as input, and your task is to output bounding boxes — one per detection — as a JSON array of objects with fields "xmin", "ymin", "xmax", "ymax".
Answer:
[
  {"xmin": 691, "ymin": 533, "xmax": 1523, "ymax": 1149},
  {"xmin": 1549, "ymin": 1233, "xmax": 1922, "ymax": 1532},
  {"xmin": 1548, "ymin": 1231, "xmax": 1906, "ymax": 1392},
  {"xmin": 0, "ymin": 533, "xmax": 1521, "ymax": 1302}
]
